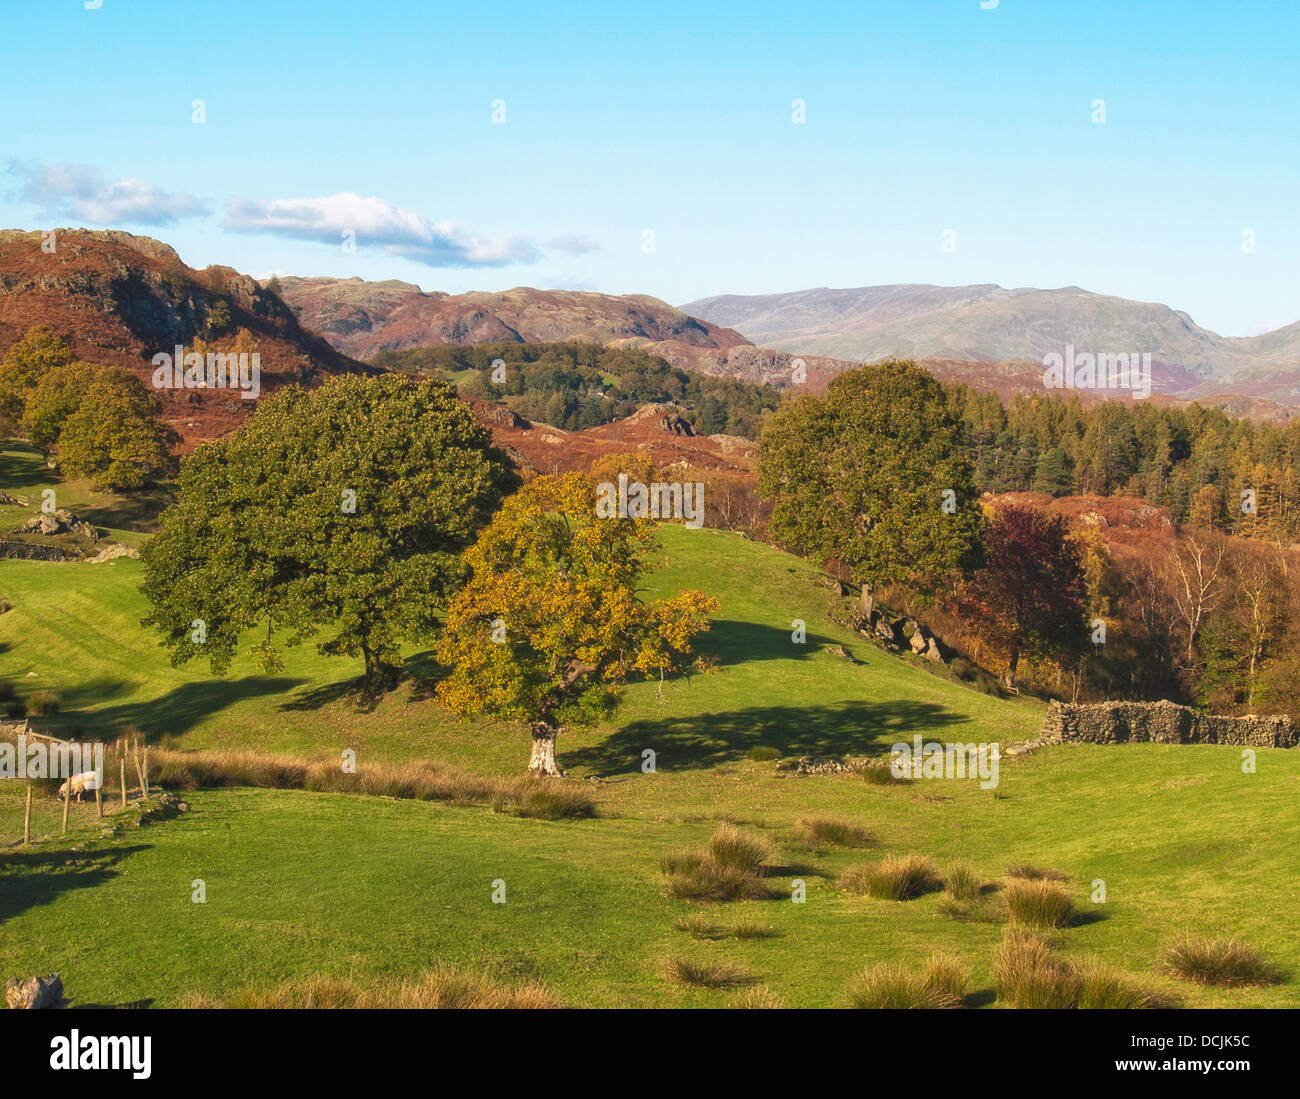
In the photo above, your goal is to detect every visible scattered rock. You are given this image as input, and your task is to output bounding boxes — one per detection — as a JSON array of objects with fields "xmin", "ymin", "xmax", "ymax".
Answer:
[
  {"xmin": 12, "ymin": 509, "xmax": 98, "ymax": 541},
  {"xmin": 88, "ymin": 543, "xmax": 140, "ymax": 564},
  {"xmin": 5, "ymin": 974, "xmax": 66, "ymax": 1009}
]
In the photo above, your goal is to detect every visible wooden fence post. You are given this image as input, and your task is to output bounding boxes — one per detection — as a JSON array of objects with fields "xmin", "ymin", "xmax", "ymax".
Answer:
[
  {"xmin": 61, "ymin": 779, "xmax": 70, "ymax": 833},
  {"xmin": 23, "ymin": 785, "xmax": 32, "ymax": 844},
  {"xmin": 142, "ymin": 747, "xmax": 149, "ymax": 799},
  {"xmin": 120, "ymin": 758, "xmax": 128, "ymax": 810},
  {"xmin": 95, "ymin": 781, "xmax": 103, "ymax": 819}
]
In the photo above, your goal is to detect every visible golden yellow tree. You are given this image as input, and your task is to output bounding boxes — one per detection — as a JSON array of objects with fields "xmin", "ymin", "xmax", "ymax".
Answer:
[{"xmin": 436, "ymin": 473, "xmax": 718, "ymax": 774}]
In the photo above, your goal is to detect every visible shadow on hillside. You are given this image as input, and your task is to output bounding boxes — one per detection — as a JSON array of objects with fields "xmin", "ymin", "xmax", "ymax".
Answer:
[
  {"xmin": 280, "ymin": 649, "xmax": 446, "ymax": 713},
  {"xmin": 62, "ymin": 677, "xmax": 303, "ymax": 742},
  {"xmin": 567, "ymin": 699, "xmax": 970, "ymax": 776},
  {"xmin": 0, "ymin": 844, "xmax": 151, "ymax": 924},
  {"xmin": 77, "ymin": 485, "xmax": 176, "ymax": 534},
  {"xmin": 0, "ymin": 444, "xmax": 46, "ymax": 491},
  {"xmin": 700, "ymin": 619, "xmax": 836, "ymax": 661}
]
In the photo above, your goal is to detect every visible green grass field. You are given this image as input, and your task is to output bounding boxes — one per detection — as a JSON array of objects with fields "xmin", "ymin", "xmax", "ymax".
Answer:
[{"xmin": 2, "ymin": 458, "xmax": 1298, "ymax": 1008}]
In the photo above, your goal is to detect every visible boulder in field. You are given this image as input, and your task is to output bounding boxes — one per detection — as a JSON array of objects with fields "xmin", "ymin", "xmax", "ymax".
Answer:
[{"xmin": 4, "ymin": 974, "xmax": 66, "ymax": 1009}]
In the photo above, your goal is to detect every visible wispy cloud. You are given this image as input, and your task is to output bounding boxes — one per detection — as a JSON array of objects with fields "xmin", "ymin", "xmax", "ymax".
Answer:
[
  {"xmin": 222, "ymin": 191, "xmax": 584, "ymax": 269},
  {"xmin": 7, "ymin": 160, "xmax": 209, "ymax": 225},
  {"xmin": 546, "ymin": 234, "xmax": 601, "ymax": 256}
]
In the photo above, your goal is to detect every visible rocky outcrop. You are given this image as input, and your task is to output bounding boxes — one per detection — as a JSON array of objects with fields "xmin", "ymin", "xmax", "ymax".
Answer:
[
  {"xmin": 12, "ymin": 508, "xmax": 98, "ymax": 540},
  {"xmin": 1042, "ymin": 699, "xmax": 1296, "ymax": 748},
  {"xmin": 88, "ymin": 543, "xmax": 140, "ymax": 563},
  {"xmin": 0, "ymin": 229, "xmax": 374, "ymax": 447},
  {"xmin": 4, "ymin": 973, "xmax": 66, "ymax": 1009},
  {"xmin": 655, "ymin": 413, "xmax": 694, "ymax": 436},
  {"xmin": 490, "ymin": 407, "xmax": 529, "ymax": 429}
]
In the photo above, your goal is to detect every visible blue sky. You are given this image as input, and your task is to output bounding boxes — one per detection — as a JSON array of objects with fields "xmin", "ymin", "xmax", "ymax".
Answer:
[{"xmin": 2, "ymin": 0, "xmax": 1296, "ymax": 336}]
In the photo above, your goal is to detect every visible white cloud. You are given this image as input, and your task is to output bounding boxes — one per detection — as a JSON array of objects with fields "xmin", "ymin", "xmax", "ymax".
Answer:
[
  {"xmin": 546, "ymin": 234, "xmax": 601, "ymax": 256},
  {"xmin": 223, "ymin": 191, "xmax": 567, "ymax": 269},
  {"xmin": 8, "ymin": 160, "xmax": 209, "ymax": 225}
]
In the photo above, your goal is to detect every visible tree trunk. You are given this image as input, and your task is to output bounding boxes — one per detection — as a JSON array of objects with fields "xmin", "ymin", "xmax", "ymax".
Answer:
[
  {"xmin": 528, "ymin": 722, "xmax": 562, "ymax": 776},
  {"xmin": 360, "ymin": 638, "xmax": 400, "ymax": 695},
  {"xmin": 1003, "ymin": 647, "xmax": 1020, "ymax": 691}
]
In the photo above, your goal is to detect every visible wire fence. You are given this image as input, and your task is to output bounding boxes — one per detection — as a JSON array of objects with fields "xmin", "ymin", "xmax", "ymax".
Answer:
[{"xmin": 1, "ymin": 724, "xmax": 153, "ymax": 847}]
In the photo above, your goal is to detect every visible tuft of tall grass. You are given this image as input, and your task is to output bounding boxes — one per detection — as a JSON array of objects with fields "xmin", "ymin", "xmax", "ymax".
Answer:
[
  {"xmin": 862, "ymin": 765, "xmax": 910, "ymax": 786},
  {"xmin": 1160, "ymin": 933, "xmax": 1278, "ymax": 987},
  {"xmin": 25, "ymin": 690, "xmax": 61, "ymax": 717},
  {"xmin": 730, "ymin": 985, "xmax": 783, "ymax": 1008},
  {"xmin": 661, "ymin": 825, "xmax": 775, "ymax": 902},
  {"xmin": 992, "ymin": 930, "xmax": 1077, "ymax": 1008},
  {"xmin": 1005, "ymin": 862, "xmax": 1069, "ymax": 882},
  {"xmin": 667, "ymin": 956, "xmax": 753, "ymax": 989},
  {"xmin": 1004, "ymin": 878, "xmax": 1075, "ymax": 929},
  {"xmin": 796, "ymin": 816, "xmax": 872, "ymax": 848},
  {"xmin": 179, "ymin": 965, "xmax": 556, "ymax": 1008},
  {"xmin": 840, "ymin": 854, "xmax": 940, "ymax": 901},
  {"xmin": 708, "ymin": 823, "xmax": 772, "ymax": 873},
  {"xmin": 847, "ymin": 954, "xmax": 969, "ymax": 1009},
  {"xmin": 144, "ymin": 748, "xmax": 595, "ymax": 818},
  {"xmin": 1073, "ymin": 960, "xmax": 1177, "ymax": 1009},
  {"xmin": 944, "ymin": 861, "xmax": 982, "ymax": 902}
]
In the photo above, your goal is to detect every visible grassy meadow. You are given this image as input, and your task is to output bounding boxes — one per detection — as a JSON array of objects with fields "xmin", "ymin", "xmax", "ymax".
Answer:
[{"xmin": 1, "ymin": 441, "xmax": 1297, "ymax": 1008}]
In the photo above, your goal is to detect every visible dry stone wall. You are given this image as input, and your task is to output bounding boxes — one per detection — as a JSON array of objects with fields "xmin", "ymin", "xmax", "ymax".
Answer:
[{"xmin": 1041, "ymin": 699, "xmax": 1295, "ymax": 748}]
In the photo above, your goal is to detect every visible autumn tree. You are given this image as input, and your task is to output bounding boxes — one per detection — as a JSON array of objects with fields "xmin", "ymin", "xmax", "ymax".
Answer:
[
  {"xmin": 141, "ymin": 373, "xmax": 517, "ymax": 693},
  {"xmin": 950, "ymin": 503, "xmax": 1088, "ymax": 689},
  {"xmin": 436, "ymin": 473, "xmax": 718, "ymax": 774},
  {"xmin": 759, "ymin": 361, "xmax": 984, "ymax": 619}
]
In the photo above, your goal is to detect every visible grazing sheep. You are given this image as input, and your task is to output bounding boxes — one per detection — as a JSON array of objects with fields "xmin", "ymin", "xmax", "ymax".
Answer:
[{"xmin": 58, "ymin": 771, "xmax": 101, "ymax": 802}]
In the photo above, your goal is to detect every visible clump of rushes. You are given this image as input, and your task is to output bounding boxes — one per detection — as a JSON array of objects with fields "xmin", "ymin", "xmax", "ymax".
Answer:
[
  {"xmin": 1073, "ymin": 960, "xmax": 1178, "ymax": 1009},
  {"xmin": 1005, "ymin": 863, "xmax": 1069, "ymax": 882},
  {"xmin": 840, "ymin": 854, "xmax": 940, "ymax": 900},
  {"xmin": 1004, "ymin": 878, "xmax": 1075, "ymax": 929},
  {"xmin": 667, "ymin": 956, "xmax": 753, "ymax": 989},
  {"xmin": 992, "ymin": 930, "xmax": 1077, "ymax": 1008},
  {"xmin": 730, "ymin": 985, "xmax": 783, "ymax": 1008},
  {"xmin": 179, "ymin": 965, "xmax": 556, "ymax": 1008},
  {"xmin": 1160, "ymin": 933, "xmax": 1279, "ymax": 987},
  {"xmin": 847, "ymin": 954, "xmax": 969, "ymax": 1009},
  {"xmin": 944, "ymin": 860, "xmax": 983, "ymax": 902},
  {"xmin": 796, "ymin": 816, "xmax": 873, "ymax": 848},
  {"xmin": 661, "ymin": 825, "xmax": 776, "ymax": 902}
]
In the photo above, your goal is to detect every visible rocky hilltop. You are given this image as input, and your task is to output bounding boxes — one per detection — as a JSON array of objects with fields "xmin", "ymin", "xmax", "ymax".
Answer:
[
  {"xmin": 0, "ymin": 230, "xmax": 373, "ymax": 445},
  {"xmin": 277, "ymin": 277, "xmax": 748, "ymax": 357}
]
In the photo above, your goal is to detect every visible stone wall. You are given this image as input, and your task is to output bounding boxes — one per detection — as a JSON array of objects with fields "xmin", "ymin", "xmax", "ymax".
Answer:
[
  {"xmin": 0, "ymin": 540, "xmax": 66, "ymax": 562},
  {"xmin": 1041, "ymin": 699, "xmax": 1296, "ymax": 748}
]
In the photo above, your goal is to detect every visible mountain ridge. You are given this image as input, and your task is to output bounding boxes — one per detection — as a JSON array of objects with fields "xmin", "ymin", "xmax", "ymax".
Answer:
[{"xmin": 681, "ymin": 283, "xmax": 1300, "ymax": 390}]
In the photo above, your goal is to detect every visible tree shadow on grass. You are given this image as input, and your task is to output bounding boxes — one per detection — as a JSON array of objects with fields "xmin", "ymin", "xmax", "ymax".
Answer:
[
  {"xmin": 0, "ymin": 444, "xmax": 47, "ymax": 492},
  {"xmin": 59, "ymin": 677, "xmax": 303, "ymax": 742},
  {"xmin": 279, "ymin": 649, "xmax": 446, "ymax": 713},
  {"xmin": 0, "ymin": 844, "xmax": 151, "ymax": 924},
  {"xmin": 567, "ymin": 699, "xmax": 971, "ymax": 776},
  {"xmin": 699, "ymin": 619, "xmax": 837, "ymax": 662},
  {"xmin": 76, "ymin": 486, "xmax": 176, "ymax": 535}
]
